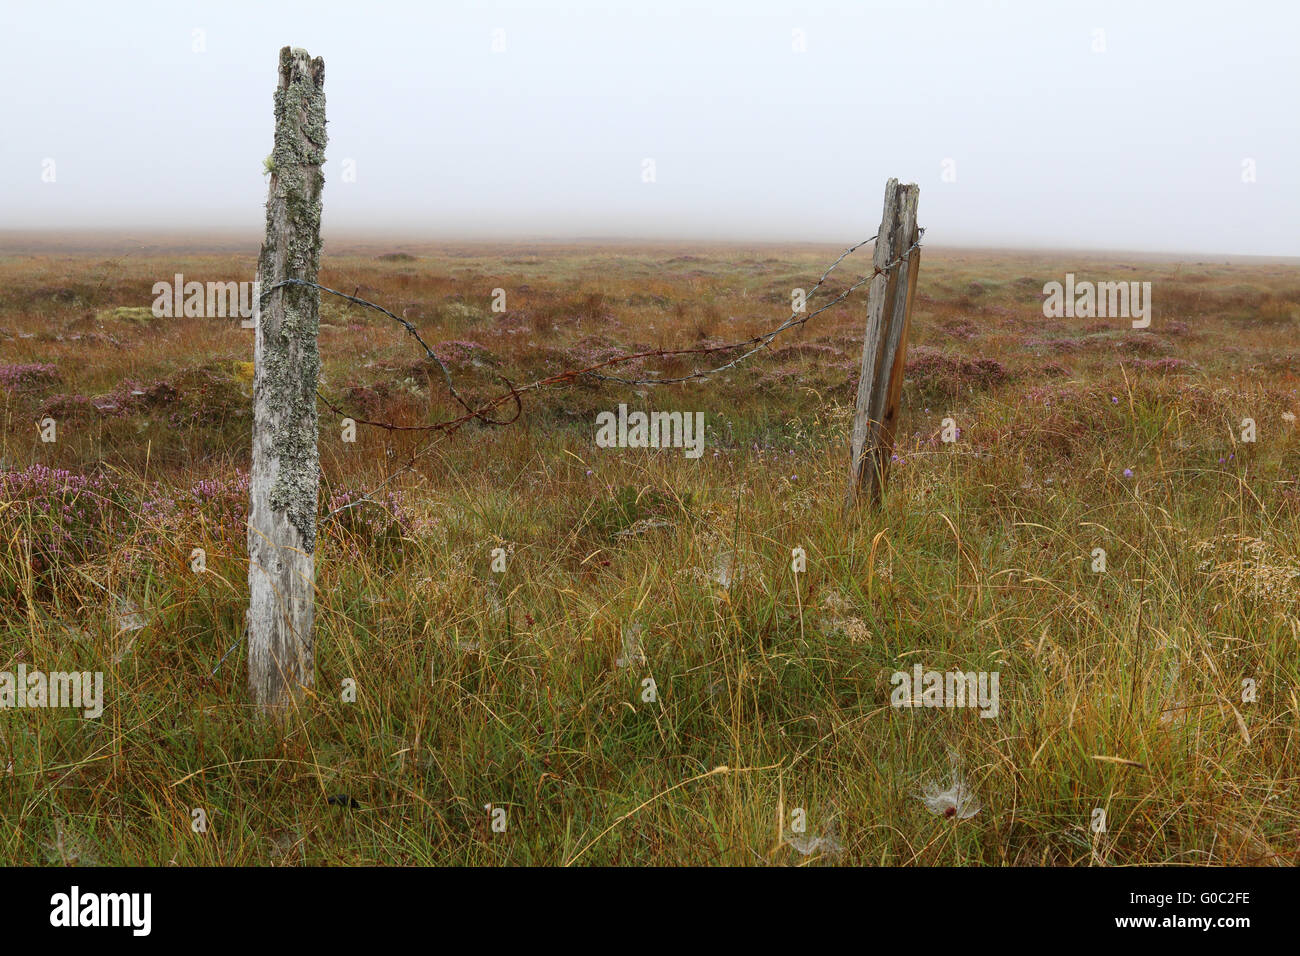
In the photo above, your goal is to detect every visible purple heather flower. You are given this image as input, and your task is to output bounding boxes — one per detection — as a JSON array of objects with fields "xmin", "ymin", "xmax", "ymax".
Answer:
[
  {"xmin": 0, "ymin": 363, "xmax": 60, "ymax": 392},
  {"xmin": 1123, "ymin": 468, "xmax": 1133, "ymax": 478}
]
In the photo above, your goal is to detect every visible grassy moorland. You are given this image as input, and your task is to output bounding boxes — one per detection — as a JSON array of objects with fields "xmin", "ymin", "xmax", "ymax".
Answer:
[{"xmin": 0, "ymin": 234, "xmax": 1297, "ymax": 865}]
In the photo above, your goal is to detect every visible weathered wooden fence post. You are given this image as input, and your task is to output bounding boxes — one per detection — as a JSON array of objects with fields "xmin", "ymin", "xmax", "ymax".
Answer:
[
  {"xmin": 247, "ymin": 47, "xmax": 327, "ymax": 710},
  {"xmin": 845, "ymin": 178, "xmax": 921, "ymax": 509}
]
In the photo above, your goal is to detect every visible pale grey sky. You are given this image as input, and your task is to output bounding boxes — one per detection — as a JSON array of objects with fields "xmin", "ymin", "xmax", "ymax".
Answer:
[{"xmin": 1, "ymin": 0, "xmax": 1296, "ymax": 254}]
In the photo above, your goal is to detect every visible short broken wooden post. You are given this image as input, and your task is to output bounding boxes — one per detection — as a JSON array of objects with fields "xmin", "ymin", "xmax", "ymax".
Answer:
[
  {"xmin": 845, "ymin": 178, "xmax": 921, "ymax": 509},
  {"xmin": 247, "ymin": 47, "xmax": 327, "ymax": 710}
]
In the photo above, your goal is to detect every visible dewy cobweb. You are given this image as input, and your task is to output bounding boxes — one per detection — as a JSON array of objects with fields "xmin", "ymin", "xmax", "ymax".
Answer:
[{"xmin": 919, "ymin": 749, "xmax": 982, "ymax": 820}]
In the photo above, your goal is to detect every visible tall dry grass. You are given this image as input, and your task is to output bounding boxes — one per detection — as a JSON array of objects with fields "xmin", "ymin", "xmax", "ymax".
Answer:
[{"xmin": 1, "ymin": 240, "xmax": 1297, "ymax": 864}]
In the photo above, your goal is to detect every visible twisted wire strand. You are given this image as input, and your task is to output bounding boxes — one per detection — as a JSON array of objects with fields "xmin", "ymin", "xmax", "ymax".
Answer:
[{"xmin": 252, "ymin": 229, "xmax": 923, "ymax": 525}]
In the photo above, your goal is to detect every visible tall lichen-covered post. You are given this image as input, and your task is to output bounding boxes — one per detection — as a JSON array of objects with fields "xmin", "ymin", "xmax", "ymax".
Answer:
[{"xmin": 247, "ymin": 47, "xmax": 326, "ymax": 710}]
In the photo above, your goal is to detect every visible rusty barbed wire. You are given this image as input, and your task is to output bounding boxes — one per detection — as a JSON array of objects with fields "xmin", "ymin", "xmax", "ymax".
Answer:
[
  {"xmin": 592, "ymin": 229, "xmax": 923, "ymax": 385},
  {"xmin": 261, "ymin": 227, "xmax": 922, "ymax": 430},
  {"xmin": 258, "ymin": 277, "xmax": 520, "ymax": 427},
  {"xmin": 255, "ymin": 229, "xmax": 923, "ymax": 523}
]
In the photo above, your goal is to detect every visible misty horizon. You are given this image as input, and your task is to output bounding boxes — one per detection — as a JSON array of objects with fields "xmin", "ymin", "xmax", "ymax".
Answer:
[{"xmin": 2, "ymin": 0, "xmax": 1297, "ymax": 256}]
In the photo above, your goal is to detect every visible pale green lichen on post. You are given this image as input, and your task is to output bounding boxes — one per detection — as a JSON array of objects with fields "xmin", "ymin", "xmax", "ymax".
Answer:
[
  {"xmin": 267, "ymin": 321, "xmax": 322, "ymax": 545},
  {"xmin": 255, "ymin": 45, "xmax": 327, "ymax": 552}
]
